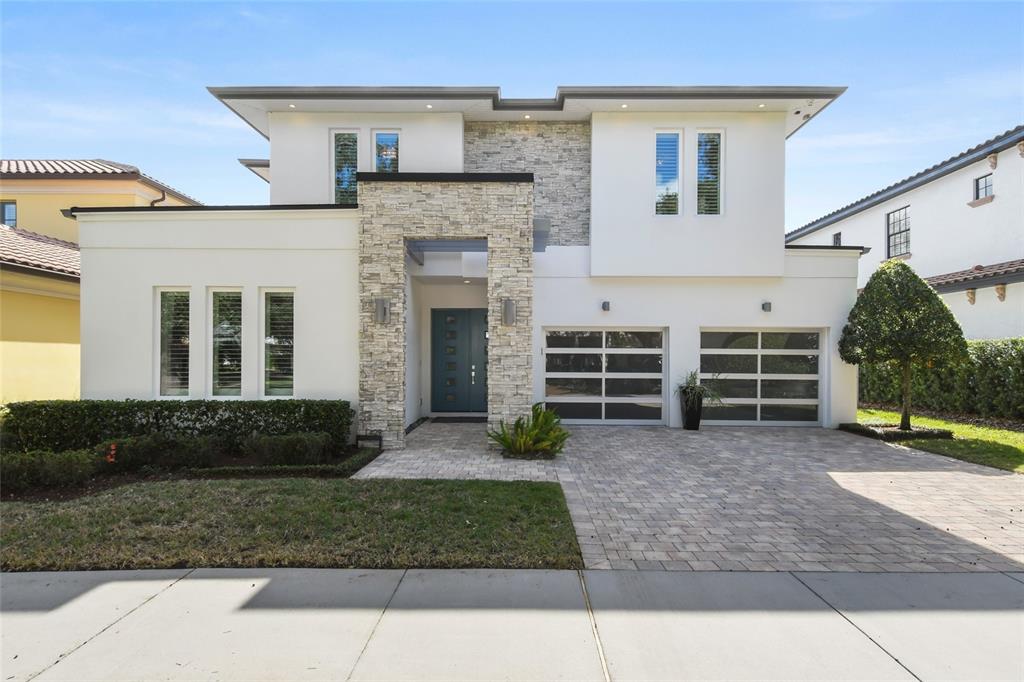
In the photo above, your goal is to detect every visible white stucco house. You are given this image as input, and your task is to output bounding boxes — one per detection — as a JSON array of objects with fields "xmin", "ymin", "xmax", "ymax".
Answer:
[
  {"xmin": 786, "ymin": 125, "xmax": 1024, "ymax": 340},
  {"xmin": 71, "ymin": 85, "xmax": 866, "ymax": 447}
]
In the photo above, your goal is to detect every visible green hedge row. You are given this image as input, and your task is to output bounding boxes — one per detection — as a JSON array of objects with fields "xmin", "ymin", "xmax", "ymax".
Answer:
[
  {"xmin": 859, "ymin": 338, "xmax": 1024, "ymax": 420},
  {"xmin": 1, "ymin": 400, "xmax": 353, "ymax": 453},
  {"xmin": 1, "ymin": 450, "xmax": 98, "ymax": 491}
]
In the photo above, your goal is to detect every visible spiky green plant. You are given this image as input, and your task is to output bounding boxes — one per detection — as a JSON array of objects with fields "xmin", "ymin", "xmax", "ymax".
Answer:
[{"xmin": 487, "ymin": 403, "xmax": 570, "ymax": 459}]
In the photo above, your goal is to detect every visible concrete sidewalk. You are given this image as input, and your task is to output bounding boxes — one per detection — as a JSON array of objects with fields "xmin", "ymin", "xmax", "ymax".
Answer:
[{"xmin": 2, "ymin": 569, "xmax": 1022, "ymax": 681}]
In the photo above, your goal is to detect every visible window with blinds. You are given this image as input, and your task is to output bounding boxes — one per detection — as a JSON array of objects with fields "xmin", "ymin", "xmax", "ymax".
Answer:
[
  {"xmin": 334, "ymin": 132, "xmax": 358, "ymax": 204},
  {"xmin": 697, "ymin": 132, "xmax": 722, "ymax": 215},
  {"xmin": 374, "ymin": 131, "xmax": 399, "ymax": 173},
  {"xmin": 211, "ymin": 291, "xmax": 242, "ymax": 396},
  {"xmin": 264, "ymin": 291, "xmax": 294, "ymax": 396},
  {"xmin": 159, "ymin": 291, "xmax": 190, "ymax": 396},
  {"xmin": 655, "ymin": 132, "xmax": 680, "ymax": 215}
]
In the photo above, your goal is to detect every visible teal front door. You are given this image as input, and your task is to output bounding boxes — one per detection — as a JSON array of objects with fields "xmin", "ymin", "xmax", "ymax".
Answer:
[{"xmin": 431, "ymin": 309, "xmax": 487, "ymax": 412}]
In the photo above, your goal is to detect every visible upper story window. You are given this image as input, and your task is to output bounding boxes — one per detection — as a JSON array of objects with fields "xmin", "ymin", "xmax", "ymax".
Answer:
[
  {"xmin": 263, "ymin": 290, "xmax": 295, "ymax": 397},
  {"xmin": 832, "ymin": 232, "xmax": 842, "ymax": 246},
  {"xmin": 333, "ymin": 131, "xmax": 358, "ymax": 204},
  {"xmin": 374, "ymin": 131, "xmax": 400, "ymax": 173},
  {"xmin": 974, "ymin": 173, "xmax": 993, "ymax": 200},
  {"xmin": 886, "ymin": 206, "xmax": 910, "ymax": 258},
  {"xmin": 210, "ymin": 290, "xmax": 242, "ymax": 397},
  {"xmin": 158, "ymin": 290, "xmax": 190, "ymax": 397},
  {"xmin": 655, "ymin": 132, "xmax": 680, "ymax": 215},
  {"xmin": 1, "ymin": 201, "xmax": 16, "ymax": 227},
  {"xmin": 696, "ymin": 131, "xmax": 722, "ymax": 215}
]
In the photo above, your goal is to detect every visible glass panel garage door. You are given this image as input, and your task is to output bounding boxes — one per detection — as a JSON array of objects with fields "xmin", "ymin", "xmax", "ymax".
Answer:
[
  {"xmin": 699, "ymin": 330, "xmax": 821, "ymax": 425},
  {"xmin": 544, "ymin": 329, "xmax": 665, "ymax": 423}
]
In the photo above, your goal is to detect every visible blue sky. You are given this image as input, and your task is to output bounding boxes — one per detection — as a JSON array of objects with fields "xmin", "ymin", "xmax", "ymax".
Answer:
[{"xmin": 2, "ymin": 1, "xmax": 1021, "ymax": 229}]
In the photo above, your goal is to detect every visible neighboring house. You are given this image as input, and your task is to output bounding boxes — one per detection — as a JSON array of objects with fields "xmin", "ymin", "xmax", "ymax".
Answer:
[
  {"xmin": 786, "ymin": 127, "xmax": 1024, "ymax": 339},
  {"xmin": 71, "ymin": 85, "xmax": 866, "ymax": 448},
  {"xmin": 0, "ymin": 160, "xmax": 200, "ymax": 402}
]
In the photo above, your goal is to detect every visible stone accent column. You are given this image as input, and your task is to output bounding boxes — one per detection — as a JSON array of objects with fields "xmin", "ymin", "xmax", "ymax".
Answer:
[{"xmin": 358, "ymin": 179, "xmax": 534, "ymax": 448}]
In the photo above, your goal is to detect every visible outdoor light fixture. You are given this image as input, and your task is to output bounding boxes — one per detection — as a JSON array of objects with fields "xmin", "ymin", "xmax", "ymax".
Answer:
[
  {"xmin": 602, "ymin": 301, "xmax": 611, "ymax": 311},
  {"xmin": 374, "ymin": 298, "xmax": 391, "ymax": 324},
  {"xmin": 501, "ymin": 299, "xmax": 517, "ymax": 325},
  {"xmin": 463, "ymin": 279, "xmax": 471, "ymax": 284},
  {"xmin": 761, "ymin": 301, "xmax": 772, "ymax": 313},
  {"xmin": 523, "ymin": 114, "xmax": 531, "ymax": 119},
  {"xmin": 426, "ymin": 104, "xmax": 433, "ymax": 109},
  {"xmin": 621, "ymin": 104, "xmax": 628, "ymax": 109},
  {"xmin": 758, "ymin": 103, "xmax": 766, "ymax": 109},
  {"xmin": 288, "ymin": 104, "xmax": 296, "ymax": 108}
]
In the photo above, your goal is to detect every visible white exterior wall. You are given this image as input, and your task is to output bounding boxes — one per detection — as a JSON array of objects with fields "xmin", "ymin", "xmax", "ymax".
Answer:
[
  {"xmin": 78, "ymin": 209, "xmax": 360, "ymax": 404},
  {"xmin": 791, "ymin": 145, "xmax": 1024, "ymax": 286},
  {"xmin": 533, "ymin": 246, "xmax": 860, "ymax": 427},
  {"xmin": 268, "ymin": 112, "xmax": 464, "ymax": 204},
  {"xmin": 590, "ymin": 111, "xmax": 787, "ymax": 277},
  {"xmin": 941, "ymin": 282, "xmax": 1024, "ymax": 340}
]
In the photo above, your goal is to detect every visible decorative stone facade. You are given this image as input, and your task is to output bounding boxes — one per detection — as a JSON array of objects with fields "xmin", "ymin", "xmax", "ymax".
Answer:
[
  {"xmin": 358, "ymin": 179, "xmax": 534, "ymax": 448},
  {"xmin": 464, "ymin": 122, "xmax": 591, "ymax": 246}
]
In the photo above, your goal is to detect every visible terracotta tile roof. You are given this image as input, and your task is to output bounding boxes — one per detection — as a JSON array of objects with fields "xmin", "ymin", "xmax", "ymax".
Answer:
[
  {"xmin": 0, "ymin": 159, "xmax": 202, "ymax": 205},
  {"xmin": 925, "ymin": 259, "xmax": 1024, "ymax": 288},
  {"xmin": 786, "ymin": 124, "xmax": 1024, "ymax": 241},
  {"xmin": 0, "ymin": 224, "xmax": 80, "ymax": 278}
]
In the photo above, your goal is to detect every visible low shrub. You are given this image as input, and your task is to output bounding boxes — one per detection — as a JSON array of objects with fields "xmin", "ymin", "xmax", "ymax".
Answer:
[
  {"xmin": 95, "ymin": 434, "xmax": 218, "ymax": 472},
  {"xmin": 1, "ymin": 399, "xmax": 353, "ymax": 453},
  {"xmin": 240, "ymin": 432, "xmax": 332, "ymax": 466},
  {"xmin": 488, "ymin": 403, "xmax": 569, "ymax": 459},
  {"xmin": 1, "ymin": 450, "xmax": 99, "ymax": 491},
  {"xmin": 859, "ymin": 338, "xmax": 1024, "ymax": 421}
]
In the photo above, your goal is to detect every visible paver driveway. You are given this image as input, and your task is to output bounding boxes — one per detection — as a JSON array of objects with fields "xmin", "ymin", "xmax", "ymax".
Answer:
[{"xmin": 356, "ymin": 422, "xmax": 1024, "ymax": 572}]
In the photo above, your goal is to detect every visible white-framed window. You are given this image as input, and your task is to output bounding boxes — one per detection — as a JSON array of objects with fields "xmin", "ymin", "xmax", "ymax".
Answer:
[
  {"xmin": 543, "ymin": 328, "xmax": 666, "ymax": 423},
  {"xmin": 372, "ymin": 129, "xmax": 400, "ymax": 173},
  {"xmin": 655, "ymin": 131, "xmax": 681, "ymax": 215},
  {"xmin": 208, "ymin": 288, "xmax": 243, "ymax": 397},
  {"xmin": 699, "ymin": 329, "xmax": 821, "ymax": 425},
  {"xmin": 696, "ymin": 130, "xmax": 723, "ymax": 215},
  {"xmin": 155, "ymin": 287, "xmax": 190, "ymax": 397},
  {"xmin": 330, "ymin": 128, "xmax": 359, "ymax": 205},
  {"xmin": 260, "ymin": 289, "xmax": 295, "ymax": 397},
  {"xmin": 974, "ymin": 173, "xmax": 993, "ymax": 200}
]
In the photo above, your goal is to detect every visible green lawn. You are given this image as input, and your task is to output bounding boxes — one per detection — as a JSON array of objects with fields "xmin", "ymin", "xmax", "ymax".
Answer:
[
  {"xmin": 1, "ymin": 478, "xmax": 582, "ymax": 572},
  {"xmin": 858, "ymin": 408, "xmax": 1024, "ymax": 474}
]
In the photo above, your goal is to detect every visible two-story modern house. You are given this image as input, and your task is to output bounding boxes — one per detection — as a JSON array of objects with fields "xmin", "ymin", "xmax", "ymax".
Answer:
[
  {"xmin": 70, "ymin": 85, "xmax": 864, "ymax": 447},
  {"xmin": 786, "ymin": 126, "xmax": 1024, "ymax": 340}
]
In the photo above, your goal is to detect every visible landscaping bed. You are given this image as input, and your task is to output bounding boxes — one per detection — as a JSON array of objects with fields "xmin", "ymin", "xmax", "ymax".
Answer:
[
  {"xmin": 0, "ymin": 479, "xmax": 582, "ymax": 572},
  {"xmin": 839, "ymin": 422, "xmax": 953, "ymax": 442},
  {"xmin": 858, "ymin": 408, "xmax": 1024, "ymax": 474}
]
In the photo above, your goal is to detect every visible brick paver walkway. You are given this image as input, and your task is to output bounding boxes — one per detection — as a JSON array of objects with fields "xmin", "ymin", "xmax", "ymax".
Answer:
[{"xmin": 356, "ymin": 422, "xmax": 1024, "ymax": 572}]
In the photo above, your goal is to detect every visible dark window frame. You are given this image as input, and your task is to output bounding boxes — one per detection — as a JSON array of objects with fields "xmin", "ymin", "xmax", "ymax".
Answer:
[
  {"xmin": 832, "ymin": 232, "xmax": 842, "ymax": 246},
  {"xmin": 1, "ymin": 200, "xmax": 16, "ymax": 228},
  {"xmin": 974, "ymin": 173, "xmax": 993, "ymax": 200},
  {"xmin": 885, "ymin": 206, "xmax": 910, "ymax": 258}
]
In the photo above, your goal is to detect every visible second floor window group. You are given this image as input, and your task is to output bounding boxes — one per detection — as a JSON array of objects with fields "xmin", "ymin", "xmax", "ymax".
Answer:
[
  {"xmin": 333, "ymin": 130, "xmax": 401, "ymax": 204},
  {"xmin": 655, "ymin": 131, "xmax": 722, "ymax": 216}
]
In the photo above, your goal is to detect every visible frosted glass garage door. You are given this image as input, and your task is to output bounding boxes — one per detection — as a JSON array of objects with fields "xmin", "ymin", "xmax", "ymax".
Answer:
[
  {"xmin": 699, "ymin": 330, "xmax": 821, "ymax": 425},
  {"xmin": 543, "ymin": 329, "xmax": 666, "ymax": 423}
]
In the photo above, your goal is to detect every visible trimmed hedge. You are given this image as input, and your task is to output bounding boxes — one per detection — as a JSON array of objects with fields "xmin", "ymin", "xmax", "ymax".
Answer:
[
  {"xmin": 1, "ymin": 450, "xmax": 98, "ymax": 491},
  {"xmin": 95, "ymin": 434, "xmax": 218, "ymax": 472},
  {"xmin": 241, "ymin": 432, "xmax": 332, "ymax": 466},
  {"xmin": 859, "ymin": 338, "xmax": 1024, "ymax": 420},
  {"xmin": 1, "ymin": 400, "xmax": 353, "ymax": 453}
]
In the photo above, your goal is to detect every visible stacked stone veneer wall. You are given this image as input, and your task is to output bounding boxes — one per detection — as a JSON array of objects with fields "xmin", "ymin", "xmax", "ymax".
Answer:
[
  {"xmin": 358, "ymin": 180, "xmax": 534, "ymax": 448},
  {"xmin": 464, "ymin": 122, "xmax": 590, "ymax": 246}
]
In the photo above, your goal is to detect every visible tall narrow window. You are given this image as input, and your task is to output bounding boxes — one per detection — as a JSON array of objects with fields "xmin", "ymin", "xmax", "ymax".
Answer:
[
  {"xmin": 974, "ymin": 174, "xmax": 993, "ymax": 200},
  {"xmin": 832, "ymin": 232, "xmax": 842, "ymax": 246},
  {"xmin": 696, "ymin": 132, "xmax": 722, "ymax": 215},
  {"xmin": 333, "ymin": 132, "xmax": 358, "ymax": 204},
  {"xmin": 211, "ymin": 291, "xmax": 242, "ymax": 396},
  {"xmin": 886, "ymin": 206, "xmax": 910, "ymax": 258},
  {"xmin": 1, "ymin": 201, "xmax": 16, "ymax": 227},
  {"xmin": 655, "ymin": 132, "xmax": 680, "ymax": 215},
  {"xmin": 374, "ymin": 131, "xmax": 400, "ymax": 173},
  {"xmin": 264, "ymin": 291, "xmax": 294, "ymax": 396},
  {"xmin": 159, "ymin": 290, "xmax": 190, "ymax": 396}
]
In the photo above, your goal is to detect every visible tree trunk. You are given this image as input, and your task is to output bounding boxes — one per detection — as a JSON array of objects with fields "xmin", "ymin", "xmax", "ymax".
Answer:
[{"xmin": 900, "ymin": 361, "xmax": 912, "ymax": 431}]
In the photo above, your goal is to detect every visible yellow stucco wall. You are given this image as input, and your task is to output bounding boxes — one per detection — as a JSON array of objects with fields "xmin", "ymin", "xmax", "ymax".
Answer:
[
  {"xmin": 0, "ymin": 272, "xmax": 80, "ymax": 404},
  {"xmin": 0, "ymin": 178, "xmax": 192, "ymax": 242}
]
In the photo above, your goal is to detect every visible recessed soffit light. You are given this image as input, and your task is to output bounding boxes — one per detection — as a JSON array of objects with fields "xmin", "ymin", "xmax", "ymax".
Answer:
[
  {"xmin": 757, "ymin": 103, "xmax": 766, "ymax": 109},
  {"xmin": 426, "ymin": 104, "xmax": 433, "ymax": 109},
  {"xmin": 288, "ymin": 104, "xmax": 296, "ymax": 109},
  {"xmin": 621, "ymin": 104, "xmax": 628, "ymax": 109},
  {"xmin": 523, "ymin": 114, "xmax": 531, "ymax": 119},
  {"xmin": 463, "ymin": 279, "xmax": 471, "ymax": 284}
]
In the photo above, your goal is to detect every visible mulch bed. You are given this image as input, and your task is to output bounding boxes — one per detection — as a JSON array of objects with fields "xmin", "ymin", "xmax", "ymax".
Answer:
[{"xmin": 839, "ymin": 422, "xmax": 953, "ymax": 442}]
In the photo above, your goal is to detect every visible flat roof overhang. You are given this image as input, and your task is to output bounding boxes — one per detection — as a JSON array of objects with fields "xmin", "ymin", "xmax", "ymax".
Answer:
[{"xmin": 209, "ymin": 85, "xmax": 846, "ymax": 139}]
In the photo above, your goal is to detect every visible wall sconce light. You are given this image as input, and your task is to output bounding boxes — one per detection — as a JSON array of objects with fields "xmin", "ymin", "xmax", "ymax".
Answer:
[
  {"xmin": 761, "ymin": 301, "xmax": 772, "ymax": 312},
  {"xmin": 374, "ymin": 297, "xmax": 391, "ymax": 324},
  {"xmin": 601, "ymin": 301, "xmax": 611, "ymax": 311},
  {"xmin": 966, "ymin": 289, "xmax": 976, "ymax": 305},
  {"xmin": 501, "ymin": 299, "xmax": 517, "ymax": 326}
]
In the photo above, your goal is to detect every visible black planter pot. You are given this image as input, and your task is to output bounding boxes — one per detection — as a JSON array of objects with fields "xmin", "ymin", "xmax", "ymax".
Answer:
[{"xmin": 680, "ymin": 389, "xmax": 704, "ymax": 430}]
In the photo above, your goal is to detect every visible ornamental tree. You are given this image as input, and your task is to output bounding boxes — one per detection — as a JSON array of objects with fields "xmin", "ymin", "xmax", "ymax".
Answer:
[{"xmin": 839, "ymin": 259, "xmax": 966, "ymax": 431}]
